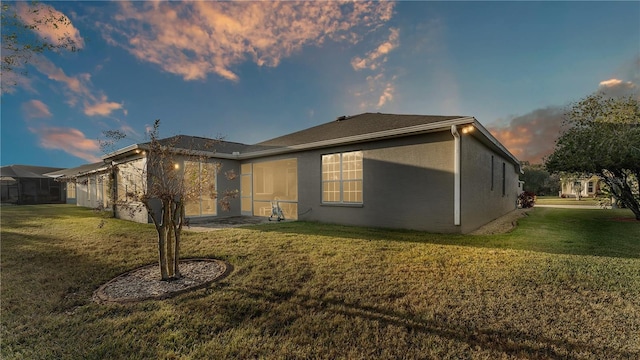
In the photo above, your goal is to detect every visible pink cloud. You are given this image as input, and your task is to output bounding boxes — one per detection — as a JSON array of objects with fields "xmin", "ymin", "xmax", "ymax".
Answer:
[
  {"xmin": 487, "ymin": 77, "xmax": 640, "ymax": 164},
  {"xmin": 84, "ymin": 96, "xmax": 124, "ymax": 116},
  {"xmin": 21, "ymin": 99, "xmax": 52, "ymax": 119},
  {"xmin": 30, "ymin": 126, "xmax": 101, "ymax": 163},
  {"xmin": 16, "ymin": 2, "xmax": 84, "ymax": 50},
  {"xmin": 351, "ymin": 27, "xmax": 400, "ymax": 71},
  {"xmin": 1, "ymin": 70, "xmax": 36, "ymax": 95},
  {"xmin": 488, "ymin": 107, "xmax": 565, "ymax": 164},
  {"xmin": 377, "ymin": 82, "xmax": 395, "ymax": 107},
  {"xmin": 32, "ymin": 56, "xmax": 90, "ymax": 106},
  {"xmin": 101, "ymin": 1, "xmax": 395, "ymax": 82},
  {"xmin": 349, "ymin": 27, "xmax": 401, "ymax": 110},
  {"xmin": 31, "ymin": 56, "xmax": 125, "ymax": 117}
]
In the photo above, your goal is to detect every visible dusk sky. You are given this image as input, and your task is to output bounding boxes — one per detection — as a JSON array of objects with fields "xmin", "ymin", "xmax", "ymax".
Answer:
[{"xmin": 1, "ymin": 1, "xmax": 638, "ymax": 169}]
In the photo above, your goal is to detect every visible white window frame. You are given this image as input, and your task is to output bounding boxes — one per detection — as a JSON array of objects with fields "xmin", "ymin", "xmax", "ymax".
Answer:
[{"xmin": 322, "ymin": 151, "xmax": 363, "ymax": 204}]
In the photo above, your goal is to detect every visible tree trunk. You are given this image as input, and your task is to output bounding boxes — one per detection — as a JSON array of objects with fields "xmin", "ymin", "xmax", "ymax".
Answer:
[
  {"xmin": 173, "ymin": 201, "xmax": 184, "ymax": 279},
  {"xmin": 157, "ymin": 224, "xmax": 169, "ymax": 280},
  {"xmin": 166, "ymin": 203, "xmax": 174, "ymax": 278},
  {"xmin": 601, "ymin": 172, "xmax": 640, "ymax": 221}
]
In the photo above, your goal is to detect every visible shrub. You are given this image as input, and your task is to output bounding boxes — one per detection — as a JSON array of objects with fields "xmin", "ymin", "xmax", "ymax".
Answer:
[{"xmin": 518, "ymin": 191, "xmax": 536, "ymax": 208}]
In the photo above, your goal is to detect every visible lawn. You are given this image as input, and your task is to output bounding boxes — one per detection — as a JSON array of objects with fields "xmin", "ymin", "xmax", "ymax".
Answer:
[
  {"xmin": 535, "ymin": 196, "xmax": 600, "ymax": 206},
  {"xmin": 2, "ymin": 205, "xmax": 639, "ymax": 359}
]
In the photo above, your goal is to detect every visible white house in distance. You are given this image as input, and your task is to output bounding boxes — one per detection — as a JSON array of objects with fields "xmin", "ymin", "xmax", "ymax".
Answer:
[
  {"xmin": 61, "ymin": 113, "xmax": 522, "ymax": 234},
  {"xmin": 559, "ymin": 175, "xmax": 601, "ymax": 198}
]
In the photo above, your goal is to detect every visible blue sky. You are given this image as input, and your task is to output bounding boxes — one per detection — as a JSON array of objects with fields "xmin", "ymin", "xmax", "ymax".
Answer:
[{"xmin": 1, "ymin": 1, "xmax": 638, "ymax": 168}]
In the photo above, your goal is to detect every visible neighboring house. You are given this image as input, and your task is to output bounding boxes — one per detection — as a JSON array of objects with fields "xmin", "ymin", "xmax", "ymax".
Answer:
[
  {"xmin": 0, "ymin": 164, "xmax": 65, "ymax": 204},
  {"xmin": 560, "ymin": 175, "xmax": 601, "ymax": 198},
  {"xmin": 73, "ymin": 113, "xmax": 522, "ymax": 234},
  {"xmin": 47, "ymin": 162, "xmax": 111, "ymax": 208}
]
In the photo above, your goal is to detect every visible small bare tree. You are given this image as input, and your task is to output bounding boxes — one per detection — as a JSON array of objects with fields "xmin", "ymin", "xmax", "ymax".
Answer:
[{"xmin": 106, "ymin": 120, "xmax": 237, "ymax": 280}]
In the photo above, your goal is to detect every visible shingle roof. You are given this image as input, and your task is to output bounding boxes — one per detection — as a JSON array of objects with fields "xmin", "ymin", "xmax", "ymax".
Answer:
[
  {"xmin": 0, "ymin": 164, "xmax": 65, "ymax": 179},
  {"xmin": 254, "ymin": 113, "xmax": 465, "ymax": 147},
  {"xmin": 149, "ymin": 136, "xmax": 251, "ymax": 154},
  {"xmin": 101, "ymin": 112, "xmax": 519, "ymax": 166},
  {"xmin": 45, "ymin": 162, "xmax": 108, "ymax": 178}
]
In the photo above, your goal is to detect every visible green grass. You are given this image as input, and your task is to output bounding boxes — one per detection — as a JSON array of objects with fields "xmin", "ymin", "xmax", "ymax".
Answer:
[
  {"xmin": 535, "ymin": 196, "xmax": 600, "ymax": 206},
  {"xmin": 2, "ymin": 205, "xmax": 639, "ymax": 359}
]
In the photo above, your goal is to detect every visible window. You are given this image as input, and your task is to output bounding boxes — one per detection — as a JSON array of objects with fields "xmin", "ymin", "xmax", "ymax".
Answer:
[
  {"xmin": 66, "ymin": 182, "xmax": 76, "ymax": 199},
  {"xmin": 491, "ymin": 155, "xmax": 494, "ymax": 191},
  {"xmin": 502, "ymin": 162, "xmax": 506, "ymax": 196},
  {"xmin": 587, "ymin": 181, "xmax": 594, "ymax": 193},
  {"xmin": 322, "ymin": 151, "xmax": 363, "ymax": 204}
]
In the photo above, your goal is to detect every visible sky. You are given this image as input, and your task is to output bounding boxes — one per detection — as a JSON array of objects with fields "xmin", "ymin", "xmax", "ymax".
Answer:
[{"xmin": 1, "ymin": 0, "xmax": 638, "ymax": 169}]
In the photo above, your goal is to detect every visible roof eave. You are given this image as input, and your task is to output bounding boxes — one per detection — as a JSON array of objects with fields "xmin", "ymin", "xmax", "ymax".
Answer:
[
  {"xmin": 237, "ymin": 116, "xmax": 477, "ymax": 159},
  {"xmin": 471, "ymin": 120, "xmax": 522, "ymax": 173}
]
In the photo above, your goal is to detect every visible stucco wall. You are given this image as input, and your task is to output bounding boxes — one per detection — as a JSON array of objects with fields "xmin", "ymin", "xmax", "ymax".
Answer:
[
  {"xmin": 76, "ymin": 173, "xmax": 109, "ymax": 209},
  {"xmin": 460, "ymin": 134, "xmax": 519, "ymax": 233},
  {"xmin": 295, "ymin": 131, "xmax": 459, "ymax": 233},
  {"xmin": 113, "ymin": 155, "xmax": 241, "ymax": 223}
]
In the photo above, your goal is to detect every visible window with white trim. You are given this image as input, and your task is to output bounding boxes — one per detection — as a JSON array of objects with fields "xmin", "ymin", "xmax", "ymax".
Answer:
[{"xmin": 322, "ymin": 151, "xmax": 363, "ymax": 204}]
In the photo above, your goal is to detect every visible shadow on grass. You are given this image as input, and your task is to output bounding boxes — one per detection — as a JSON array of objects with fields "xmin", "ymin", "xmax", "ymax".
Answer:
[
  {"xmin": 183, "ymin": 282, "xmax": 635, "ymax": 359},
  {"xmin": 1, "ymin": 229, "xmax": 150, "ymax": 316},
  {"xmin": 243, "ymin": 208, "xmax": 640, "ymax": 259}
]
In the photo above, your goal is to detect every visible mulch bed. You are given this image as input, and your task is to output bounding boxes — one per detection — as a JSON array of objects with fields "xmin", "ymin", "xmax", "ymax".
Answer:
[{"xmin": 93, "ymin": 258, "xmax": 232, "ymax": 304}]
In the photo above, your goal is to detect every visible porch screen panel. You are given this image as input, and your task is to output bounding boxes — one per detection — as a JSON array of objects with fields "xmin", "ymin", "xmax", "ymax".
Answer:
[
  {"xmin": 184, "ymin": 161, "xmax": 201, "ymax": 216},
  {"xmin": 241, "ymin": 164, "xmax": 252, "ymax": 214},
  {"xmin": 252, "ymin": 159, "xmax": 297, "ymax": 219},
  {"xmin": 184, "ymin": 161, "xmax": 217, "ymax": 217},
  {"xmin": 200, "ymin": 162, "xmax": 217, "ymax": 215}
]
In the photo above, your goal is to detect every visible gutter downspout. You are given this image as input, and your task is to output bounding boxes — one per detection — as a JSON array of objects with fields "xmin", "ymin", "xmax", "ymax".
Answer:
[{"xmin": 451, "ymin": 125, "xmax": 461, "ymax": 226}]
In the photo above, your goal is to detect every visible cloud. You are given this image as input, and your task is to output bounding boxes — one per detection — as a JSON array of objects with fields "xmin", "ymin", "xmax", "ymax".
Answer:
[
  {"xmin": 0, "ymin": 69, "xmax": 36, "ymax": 95},
  {"xmin": 350, "ymin": 27, "xmax": 400, "ymax": 110},
  {"xmin": 31, "ymin": 56, "xmax": 125, "ymax": 117},
  {"xmin": 29, "ymin": 126, "xmax": 101, "ymax": 163},
  {"xmin": 351, "ymin": 27, "xmax": 399, "ymax": 71},
  {"xmin": 15, "ymin": 2, "xmax": 85, "ymax": 49},
  {"xmin": 488, "ymin": 107, "xmax": 565, "ymax": 164},
  {"xmin": 21, "ymin": 100, "xmax": 52, "ymax": 119},
  {"xmin": 84, "ymin": 96, "xmax": 124, "ymax": 116},
  {"xmin": 32, "ymin": 56, "xmax": 88, "ymax": 101},
  {"xmin": 488, "ymin": 76, "xmax": 640, "ymax": 164},
  {"xmin": 101, "ymin": 1, "xmax": 394, "ymax": 82},
  {"xmin": 598, "ymin": 78, "xmax": 639, "ymax": 99}
]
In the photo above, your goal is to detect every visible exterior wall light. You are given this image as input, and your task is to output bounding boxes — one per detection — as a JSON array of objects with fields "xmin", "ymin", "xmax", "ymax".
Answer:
[
  {"xmin": 174, "ymin": 163, "xmax": 180, "ymax": 170},
  {"xmin": 461, "ymin": 125, "xmax": 475, "ymax": 134}
]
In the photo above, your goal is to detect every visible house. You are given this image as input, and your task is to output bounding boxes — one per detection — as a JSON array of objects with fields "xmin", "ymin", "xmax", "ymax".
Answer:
[
  {"xmin": 46, "ymin": 162, "xmax": 111, "ymax": 208},
  {"xmin": 77, "ymin": 113, "xmax": 522, "ymax": 233},
  {"xmin": 559, "ymin": 175, "xmax": 601, "ymax": 198},
  {"xmin": 0, "ymin": 164, "xmax": 65, "ymax": 204}
]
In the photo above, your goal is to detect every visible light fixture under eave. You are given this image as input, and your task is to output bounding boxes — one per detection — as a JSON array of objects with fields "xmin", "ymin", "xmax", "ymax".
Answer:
[
  {"xmin": 174, "ymin": 163, "xmax": 180, "ymax": 170},
  {"xmin": 461, "ymin": 125, "xmax": 475, "ymax": 134}
]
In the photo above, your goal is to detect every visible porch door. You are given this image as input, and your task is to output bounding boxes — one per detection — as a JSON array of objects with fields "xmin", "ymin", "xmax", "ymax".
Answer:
[{"xmin": 241, "ymin": 163, "xmax": 253, "ymax": 215}]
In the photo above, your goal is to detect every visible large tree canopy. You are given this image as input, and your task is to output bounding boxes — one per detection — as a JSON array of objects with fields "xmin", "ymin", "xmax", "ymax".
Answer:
[{"xmin": 546, "ymin": 94, "xmax": 640, "ymax": 219}]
